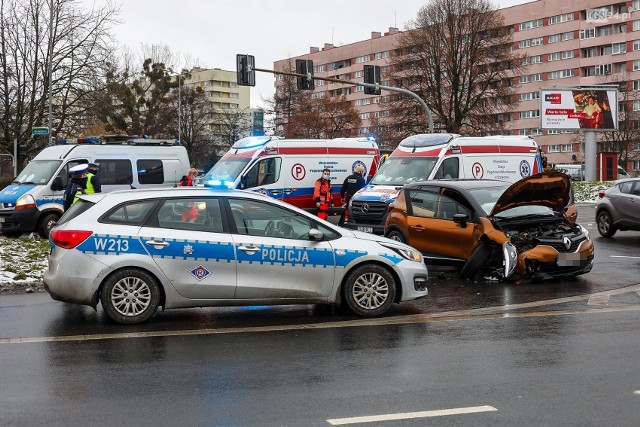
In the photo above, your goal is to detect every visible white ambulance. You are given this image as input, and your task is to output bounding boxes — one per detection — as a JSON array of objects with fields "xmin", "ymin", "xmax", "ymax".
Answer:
[
  {"xmin": 0, "ymin": 138, "xmax": 190, "ymax": 238},
  {"xmin": 202, "ymin": 136, "xmax": 380, "ymax": 212},
  {"xmin": 345, "ymin": 133, "xmax": 543, "ymax": 234}
]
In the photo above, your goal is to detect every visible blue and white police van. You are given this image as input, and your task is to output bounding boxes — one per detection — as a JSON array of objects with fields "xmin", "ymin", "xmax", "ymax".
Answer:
[{"xmin": 0, "ymin": 137, "xmax": 189, "ymax": 238}]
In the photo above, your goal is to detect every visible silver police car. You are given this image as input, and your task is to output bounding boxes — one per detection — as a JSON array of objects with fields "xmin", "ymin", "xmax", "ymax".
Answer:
[{"xmin": 44, "ymin": 187, "xmax": 428, "ymax": 324}]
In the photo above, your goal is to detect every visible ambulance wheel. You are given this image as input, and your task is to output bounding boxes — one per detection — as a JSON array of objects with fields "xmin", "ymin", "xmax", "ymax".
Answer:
[
  {"xmin": 38, "ymin": 213, "xmax": 59, "ymax": 239},
  {"xmin": 343, "ymin": 264, "xmax": 396, "ymax": 317},
  {"xmin": 387, "ymin": 229, "xmax": 407, "ymax": 244},
  {"xmin": 101, "ymin": 268, "xmax": 160, "ymax": 324}
]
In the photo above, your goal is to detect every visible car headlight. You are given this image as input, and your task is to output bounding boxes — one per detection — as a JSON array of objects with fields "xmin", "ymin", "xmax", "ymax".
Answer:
[
  {"xmin": 578, "ymin": 224, "xmax": 590, "ymax": 239},
  {"xmin": 502, "ymin": 242, "xmax": 517, "ymax": 278},
  {"xmin": 16, "ymin": 194, "xmax": 36, "ymax": 210},
  {"xmin": 381, "ymin": 243, "xmax": 423, "ymax": 263}
]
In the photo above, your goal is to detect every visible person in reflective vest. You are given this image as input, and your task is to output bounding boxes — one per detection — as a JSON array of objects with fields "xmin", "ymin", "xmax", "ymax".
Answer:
[
  {"xmin": 85, "ymin": 163, "xmax": 102, "ymax": 194},
  {"xmin": 63, "ymin": 164, "xmax": 88, "ymax": 211},
  {"xmin": 313, "ymin": 168, "xmax": 332, "ymax": 220}
]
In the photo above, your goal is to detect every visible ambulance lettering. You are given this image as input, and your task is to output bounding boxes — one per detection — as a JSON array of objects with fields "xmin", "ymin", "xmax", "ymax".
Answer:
[
  {"xmin": 262, "ymin": 248, "xmax": 310, "ymax": 263},
  {"xmin": 94, "ymin": 237, "xmax": 130, "ymax": 252}
]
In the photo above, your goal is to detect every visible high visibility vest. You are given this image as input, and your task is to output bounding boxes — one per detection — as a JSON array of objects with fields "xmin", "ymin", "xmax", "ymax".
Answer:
[
  {"xmin": 314, "ymin": 178, "xmax": 331, "ymax": 219},
  {"xmin": 85, "ymin": 173, "xmax": 96, "ymax": 194}
]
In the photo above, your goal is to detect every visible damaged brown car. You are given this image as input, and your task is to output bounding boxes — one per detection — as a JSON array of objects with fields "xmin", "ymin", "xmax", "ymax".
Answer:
[{"xmin": 384, "ymin": 172, "xmax": 594, "ymax": 282}]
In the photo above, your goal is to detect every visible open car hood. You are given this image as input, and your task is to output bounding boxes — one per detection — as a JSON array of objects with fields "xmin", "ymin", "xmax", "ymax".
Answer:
[{"xmin": 490, "ymin": 172, "xmax": 571, "ymax": 216}]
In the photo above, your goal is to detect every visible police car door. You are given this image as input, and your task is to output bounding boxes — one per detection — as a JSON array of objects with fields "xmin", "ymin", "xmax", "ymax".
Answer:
[
  {"xmin": 139, "ymin": 196, "xmax": 236, "ymax": 299},
  {"xmin": 227, "ymin": 197, "xmax": 336, "ymax": 299}
]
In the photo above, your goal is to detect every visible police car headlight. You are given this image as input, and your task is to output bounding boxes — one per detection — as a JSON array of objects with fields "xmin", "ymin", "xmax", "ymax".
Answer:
[
  {"xmin": 16, "ymin": 194, "xmax": 36, "ymax": 210},
  {"xmin": 381, "ymin": 243, "xmax": 423, "ymax": 263}
]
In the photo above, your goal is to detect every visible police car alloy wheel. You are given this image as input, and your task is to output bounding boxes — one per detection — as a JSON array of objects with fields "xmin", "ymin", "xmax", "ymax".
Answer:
[
  {"xmin": 100, "ymin": 268, "xmax": 161, "ymax": 324},
  {"xmin": 343, "ymin": 264, "xmax": 396, "ymax": 316}
]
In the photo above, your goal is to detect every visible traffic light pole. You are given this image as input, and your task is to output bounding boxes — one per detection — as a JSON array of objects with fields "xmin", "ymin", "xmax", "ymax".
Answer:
[{"xmin": 254, "ymin": 67, "xmax": 434, "ymax": 133}]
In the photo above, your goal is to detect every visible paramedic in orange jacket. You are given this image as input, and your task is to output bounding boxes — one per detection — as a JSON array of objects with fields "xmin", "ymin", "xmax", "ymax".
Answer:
[{"xmin": 314, "ymin": 168, "xmax": 332, "ymax": 220}]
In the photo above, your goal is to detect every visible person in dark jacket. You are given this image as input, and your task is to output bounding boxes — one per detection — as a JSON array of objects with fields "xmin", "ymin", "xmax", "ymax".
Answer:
[
  {"xmin": 338, "ymin": 165, "xmax": 366, "ymax": 226},
  {"xmin": 63, "ymin": 164, "xmax": 88, "ymax": 211}
]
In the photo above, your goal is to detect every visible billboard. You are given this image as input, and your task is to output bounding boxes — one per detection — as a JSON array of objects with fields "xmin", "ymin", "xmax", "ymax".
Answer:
[{"xmin": 541, "ymin": 88, "xmax": 618, "ymax": 131}]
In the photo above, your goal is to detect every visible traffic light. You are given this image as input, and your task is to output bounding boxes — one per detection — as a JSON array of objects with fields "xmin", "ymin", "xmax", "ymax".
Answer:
[
  {"xmin": 236, "ymin": 54, "xmax": 255, "ymax": 86},
  {"xmin": 18, "ymin": 144, "xmax": 27, "ymax": 157},
  {"xmin": 295, "ymin": 59, "xmax": 314, "ymax": 90},
  {"xmin": 363, "ymin": 65, "xmax": 381, "ymax": 95}
]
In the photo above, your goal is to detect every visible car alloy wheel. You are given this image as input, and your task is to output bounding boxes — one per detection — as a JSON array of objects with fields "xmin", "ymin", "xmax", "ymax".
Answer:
[
  {"xmin": 596, "ymin": 211, "xmax": 616, "ymax": 237},
  {"xmin": 343, "ymin": 264, "xmax": 396, "ymax": 317},
  {"xmin": 101, "ymin": 268, "xmax": 160, "ymax": 324}
]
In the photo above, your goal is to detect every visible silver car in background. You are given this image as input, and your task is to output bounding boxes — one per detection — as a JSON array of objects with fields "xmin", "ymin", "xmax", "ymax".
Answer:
[
  {"xmin": 44, "ymin": 187, "xmax": 428, "ymax": 324},
  {"xmin": 595, "ymin": 178, "xmax": 640, "ymax": 237}
]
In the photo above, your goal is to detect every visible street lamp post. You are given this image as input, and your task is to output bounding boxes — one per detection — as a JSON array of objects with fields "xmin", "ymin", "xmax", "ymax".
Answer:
[{"xmin": 47, "ymin": 0, "xmax": 54, "ymax": 144}]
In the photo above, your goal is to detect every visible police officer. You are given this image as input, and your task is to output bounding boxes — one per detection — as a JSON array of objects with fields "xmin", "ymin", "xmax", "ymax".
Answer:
[
  {"xmin": 63, "ymin": 164, "xmax": 88, "ymax": 211},
  {"xmin": 313, "ymin": 168, "xmax": 332, "ymax": 220},
  {"xmin": 338, "ymin": 165, "xmax": 366, "ymax": 226},
  {"xmin": 86, "ymin": 163, "xmax": 102, "ymax": 194}
]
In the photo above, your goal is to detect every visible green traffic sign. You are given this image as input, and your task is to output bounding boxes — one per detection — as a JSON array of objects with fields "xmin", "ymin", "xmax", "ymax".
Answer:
[{"xmin": 32, "ymin": 127, "xmax": 49, "ymax": 135}]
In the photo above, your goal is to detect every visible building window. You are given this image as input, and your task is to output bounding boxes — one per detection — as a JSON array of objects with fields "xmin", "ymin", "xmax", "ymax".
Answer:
[
  {"xmin": 520, "ymin": 19, "xmax": 543, "ymax": 30},
  {"xmin": 548, "ymin": 34, "xmax": 561, "ymax": 43},
  {"xmin": 532, "ymin": 73, "xmax": 542, "ymax": 82},
  {"xmin": 599, "ymin": 26, "xmax": 613, "ymax": 37},
  {"xmin": 548, "ymin": 129, "xmax": 559, "ymax": 135},
  {"xmin": 531, "ymin": 55, "xmax": 543, "ymax": 63},
  {"xmin": 374, "ymin": 52, "xmax": 382, "ymax": 60},
  {"xmin": 612, "ymin": 42, "xmax": 626, "ymax": 54},
  {"xmin": 634, "ymin": 80, "xmax": 640, "ymax": 91},
  {"xmin": 519, "ymin": 109, "xmax": 540, "ymax": 119},
  {"xmin": 520, "ymin": 75, "xmax": 531, "ymax": 84},
  {"xmin": 519, "ymin": 39, "xmax": 531, "ymax": 48},
  {"xmin": 580, "ymin": 28, "xmax": 595, "ymax": 39},
  {"xmin": 562, "ymin": 31, "xmax": 575, "ymax": 41},
  {"xmin": 531, "ymin": 37, "xmax": 543, "ymax": 46},
  {"xmin": 229, "ymin": 82, "xmax": 237, "ymax": 88},
  {"xmin": 562, "ymin": 50, "xmax": 574, "ymax": 59},
  {"xmin": 356, "ymin": 85, "xmax": 364, "ymax": 92},
  {"xmin": 561, "ymin": 144, "xmax": 573, "ymax": 152},
  {"xmin": 547, "ymin": 145, "xmax": 561, "ymax": 153},
  {"xmin": 634, "ymin": 100, "xmax": 640, "ymax": 111},
  {"xmin": 518, "ymin": 129, "xmax": 531, "ymax": 136},
  {"xmin": 520, "ymin": 91, "xmax": 540, "ymax": 101},
  {"xmin": 360, "ymin": 112, "xmax": 369, "ymax": 120},
  {"xmin": 595, "ymin": 64, "xmax": 612, "ymax": 75},
  {"xmin": 521, "ymin": 57, "xmax": 529, "ymax": 66},
  {"xmin": 549, "ymin": 13, "xmax": 573, "ymax": 25},
  {"xmin": 634, "ymin": 20, "xmax": 640, "ymax": 31},
  {"xmin": 355, "ymin": 70, "xmax": 363, "ymax": 78},
  {"xmin": 634, "ymin": 60, "xmax": 640, "ymax": 71},
  {"xmin": 355, "ymin": 55, "xmax": 370, "ymax": 64},
  {"xmin": 633, "ymin": 160, "xmax": 640, "ymax": 171},
  {"xmin": 548, "ymin": 52, "xmax": 561, "ymax": 61},
  {"xmin": 548, "ymin": 69, "xmax": 575, "ymax": 79}
]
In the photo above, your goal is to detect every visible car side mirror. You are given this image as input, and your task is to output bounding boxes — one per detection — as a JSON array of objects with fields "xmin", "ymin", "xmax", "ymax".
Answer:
[
  {"xmin": 240, "ymin": 175, "xmax": 247, "ymax": 190},
  {"xmin": 51, "ymin": 177, "xmax": 64, "ymax": 191},
  {"xmin": 453, "ymin": 213, "xmax": 468, "ymax": 228},
  {"xmin": 309, "ymin": 228, "xmax": 324, "ymax": 241}
]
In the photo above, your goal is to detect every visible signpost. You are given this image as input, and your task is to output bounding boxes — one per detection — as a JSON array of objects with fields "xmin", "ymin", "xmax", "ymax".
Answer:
[{"xmin": 32, "ymin": 127, "xmax": 49, "ymax": 135}]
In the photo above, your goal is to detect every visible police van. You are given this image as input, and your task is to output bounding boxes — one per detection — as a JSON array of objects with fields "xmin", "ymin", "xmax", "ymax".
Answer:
[
  {"xmin": 0, "ymin": 137, "xmax": 190, "ymax": 238},
  {"xmin": 202, "ymin": 136, "xmax": 380, "ymax": 213},
  {"xmin": 345, "ymin": 133, "xmax": 543, "ymax": 235}
]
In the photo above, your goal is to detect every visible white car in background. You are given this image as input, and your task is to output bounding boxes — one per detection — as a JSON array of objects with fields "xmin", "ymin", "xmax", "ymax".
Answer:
[{"xmin": 44, "ymin": 187, "xmax": 428, "ymax": 324}]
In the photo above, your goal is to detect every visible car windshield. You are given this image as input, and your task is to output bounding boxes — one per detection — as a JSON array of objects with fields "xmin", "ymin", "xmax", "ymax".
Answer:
[
  {"xmin": 371, "ymin": 157, "xmax": 437, "ymax": 186},
  {"xmin": 202, "ymin": 158, "xmax": 251, "ymax": 183},
  {"xmin": 13, "ymin": 160, "xmax": 61, "ymax": 184},
  {"xmin": 469, "ymin": 186, "xmax": 554, "ymax": 217}
]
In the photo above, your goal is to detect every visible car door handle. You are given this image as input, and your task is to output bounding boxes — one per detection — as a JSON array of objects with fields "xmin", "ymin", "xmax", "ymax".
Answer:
[
  {"xmin": 284, "ymin": 188, "xmax": 293, "ymax": 194},
  {"xmin": 145, "ymin": 240, "xmax": 169, "ymax": 248},
  {"xmin": 270, "ymin": 190, "xmax": 282, "ymax": 195},
  {"xmin": 411, "ymin": 225, "xmax": 425, "ymax": 231},
  {"xmin": 238, "ymin": 245, "xmax": 260, "ymax": 254}
]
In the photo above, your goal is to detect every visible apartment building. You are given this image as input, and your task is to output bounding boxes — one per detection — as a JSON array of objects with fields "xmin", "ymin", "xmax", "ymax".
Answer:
[{"xmin": 274, "ymin": 0, "xmax": 640, "ymax": 174}]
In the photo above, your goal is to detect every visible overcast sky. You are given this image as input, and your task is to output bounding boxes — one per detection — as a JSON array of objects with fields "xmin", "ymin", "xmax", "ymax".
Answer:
[{"xmin": 83, "ymin": 0, "xmax": 533, "ymax": 108}]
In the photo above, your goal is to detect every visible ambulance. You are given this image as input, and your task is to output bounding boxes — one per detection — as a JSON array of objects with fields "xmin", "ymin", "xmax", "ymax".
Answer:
[
  {"xmin": 0, "ymin": 138, "xmax": 189, "ymax": 238},
  {"xmin": 202, "ymin": 136, "xmax": 381, "ymax": 213},
  {"xmin": 344, "ymin": 133, "xmax": 543, "ymax": 235}
]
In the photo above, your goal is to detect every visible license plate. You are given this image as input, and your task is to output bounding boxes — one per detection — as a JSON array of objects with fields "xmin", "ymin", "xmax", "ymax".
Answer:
[
  {"xmin": 557, "ymin": 252, "xmax": 583, "ymax": 267},
  {"xmin": 0, "ymin": 217, "xmax": 5, "ymax": 223},
  {"xmin": 357, "ymin": 226, "xmax": 373, "ymax": 233}
]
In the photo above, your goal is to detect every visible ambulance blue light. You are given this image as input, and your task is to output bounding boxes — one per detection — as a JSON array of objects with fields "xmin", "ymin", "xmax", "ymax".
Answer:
[
  {"xmin": 367, "ymin": 136, "xmax": 376, "ymax": 141},
  {"xmin": 231, "ymin": 136, "xmax": 272, "ymax": 150},
  {"xmin": 205, "ymin": 179, "xmax": 234, "ymax": 189}
]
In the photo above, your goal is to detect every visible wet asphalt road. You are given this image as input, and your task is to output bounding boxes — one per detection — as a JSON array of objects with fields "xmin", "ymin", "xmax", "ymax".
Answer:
[{"xmin": 0, "ymin": 204, "xmax": 639, "ymax": 425}]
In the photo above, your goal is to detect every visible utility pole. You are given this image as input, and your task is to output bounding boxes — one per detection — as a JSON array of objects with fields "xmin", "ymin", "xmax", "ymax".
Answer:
[{"xmin": 47, "ymin": 0, "xmax": 54, "ymax": 144}]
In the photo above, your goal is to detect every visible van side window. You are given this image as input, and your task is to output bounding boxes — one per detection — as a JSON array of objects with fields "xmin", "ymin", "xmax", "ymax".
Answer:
[
  {"xmin": 95, "ymin": 159, "xmax": 133, "ymax": 185},
  {"xmin": 243, "ymin": 158, "xmax": 282, "ymax": 188},
  {"xmin": 57, "ymin": 160, "xmax": 88, "ymax": 187},
  {"xmin": 406, "ymin": 190, "xmax": 438, "ymax": 218},
  {"xmin": 137, "ymin": 159, "xmax": 164, "ymax": 184},
  {"xmin": 433, "ymin": 157, "xmax": 459, "ymax": 179}
]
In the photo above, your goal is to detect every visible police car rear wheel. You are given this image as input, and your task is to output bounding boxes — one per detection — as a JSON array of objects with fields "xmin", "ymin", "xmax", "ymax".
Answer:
[
  {"xmin": 343, "ymin": 265, "xmax": 396, "ymax": 317},
  {"xmin": 101, "ymin": 269, "xmax": 160, "ymax": 324}
]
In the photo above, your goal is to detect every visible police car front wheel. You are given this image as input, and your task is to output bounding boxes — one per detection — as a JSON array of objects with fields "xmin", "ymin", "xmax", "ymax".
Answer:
[
  {"xmin": 343, "ymin": 264, "xmax": 396, "ymax": 317},
  {"xmin": 100, "ymin": 268, "xmax": 161, "ymax": 324}
]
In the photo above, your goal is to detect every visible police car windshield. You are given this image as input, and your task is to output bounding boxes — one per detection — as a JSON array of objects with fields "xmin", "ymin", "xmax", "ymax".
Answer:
[
  {"xmin": 13, "ymin": 160, "xmax": 62, "ymax": 185},
  {"xmin": 203, "ymin": 158, "xmax": 251, "ymax": 182},
  {"xmin": 371, "ymin": 157, "xmax": 437, "ymax": 186}
]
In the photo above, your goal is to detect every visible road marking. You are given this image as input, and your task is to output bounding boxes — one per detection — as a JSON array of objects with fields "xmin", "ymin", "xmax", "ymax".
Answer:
[
  {"xmin": 2, "ymin": 284, "xmax": 640, "ymax": 345},
  {"xmin": 610, "ymin": 256, "xmax": 640, "ymax": 259},
  {"xmin": 587, "ymin": 295, "xmax": 610, "ymax": 305},
  {"xmin": 326, "ymin": 405, "xmax": 497, "ymax": 425},
  {"xmin": 634, "ymin": 390, "xmax": 640, "ymax": 396}
]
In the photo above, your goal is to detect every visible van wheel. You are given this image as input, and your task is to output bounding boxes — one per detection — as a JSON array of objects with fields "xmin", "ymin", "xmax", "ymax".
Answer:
[
  {"xmin": 387, "ymin": 230, "xmax": 406, "ymax": 244},
  {"xmin": 343, "ymin": 264, "xmax": 396, "ymax": 317},
  {"xmin": 38, "ymin": 213, "xmax": 59, "ymax": 239},
  {"xmin": 100, "ymin": 269, "xmax": 160, "ymax": 324}
]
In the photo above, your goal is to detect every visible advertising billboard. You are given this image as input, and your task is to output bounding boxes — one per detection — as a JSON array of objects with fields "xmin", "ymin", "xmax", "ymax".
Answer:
[{"xmin": 541, "ymin": 88, "xmax": 618, "ymax": 131}]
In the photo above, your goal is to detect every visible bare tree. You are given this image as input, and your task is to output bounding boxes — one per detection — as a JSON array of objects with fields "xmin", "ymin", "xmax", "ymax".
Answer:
[
  {"xmin": 0, "ymin": 0, "xmax": 119, "ymax": 161},
  {"xmin": 212, "ymin": 107, "xmax": 252, "ymax": 150},
  {"xmin": 378, "ymin": 0, "xmax": 523, "ymax": 146},
  {"xmin": 285, "ymin": 95, "xmax": 361, "ymax": 139},
  {"xmin": 269, "ymin": 59, "xmax": 308, "ymax": 137}
]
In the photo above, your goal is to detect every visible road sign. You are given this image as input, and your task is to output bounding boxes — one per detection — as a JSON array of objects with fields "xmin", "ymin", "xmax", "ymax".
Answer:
[{"xmin": 32, "ymin": 127, "xmax": 49, "ymax": 135}]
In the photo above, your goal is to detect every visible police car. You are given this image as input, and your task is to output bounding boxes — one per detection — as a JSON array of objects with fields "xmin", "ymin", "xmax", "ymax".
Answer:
[{"xmin": 44, "ymin": 187, "xmax": 429, "ymax": 324}]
